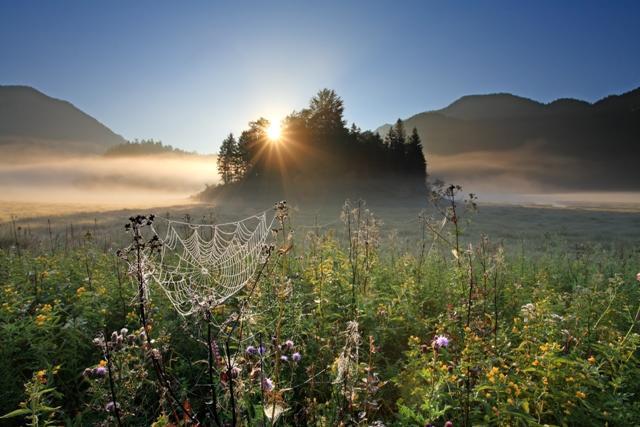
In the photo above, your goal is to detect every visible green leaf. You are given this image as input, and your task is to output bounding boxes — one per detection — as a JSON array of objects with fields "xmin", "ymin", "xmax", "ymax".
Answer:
[{"xmin": 0, "ymin": 408, "xmax": 32, "ymax": 419}]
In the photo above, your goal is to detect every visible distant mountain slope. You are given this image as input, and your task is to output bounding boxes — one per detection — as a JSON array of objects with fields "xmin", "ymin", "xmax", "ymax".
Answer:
[
  {"xmin": 0, "ymin": 85, "xmax": 125, "ymax": 157},
  {"xmin": 376, "ymin": 87, "xmax": 640, "ymax": 191}
]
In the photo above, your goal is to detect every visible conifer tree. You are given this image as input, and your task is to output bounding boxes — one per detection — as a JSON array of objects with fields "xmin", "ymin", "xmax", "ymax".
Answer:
[
  {"xmin": 385, "ymin": 119, "xmax": 406, "ymax": 171},
  {"xmin": 217, "ymin": 133, "xmax": 238, "ymax": 184},
  {"xmin": 406, "ymin": 127, "xmax": 427, "ymax": 176}
]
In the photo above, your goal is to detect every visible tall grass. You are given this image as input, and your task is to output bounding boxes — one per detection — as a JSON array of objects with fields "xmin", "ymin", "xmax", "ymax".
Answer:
[{"xmin": 0, "ymin": 198, "xmax": 639, "ymax": 426}]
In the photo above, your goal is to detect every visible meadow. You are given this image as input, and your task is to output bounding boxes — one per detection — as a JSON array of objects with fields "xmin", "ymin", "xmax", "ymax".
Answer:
[{"xmin": 0, "ymin": 196, "xmax": 639, "ymax": 426}]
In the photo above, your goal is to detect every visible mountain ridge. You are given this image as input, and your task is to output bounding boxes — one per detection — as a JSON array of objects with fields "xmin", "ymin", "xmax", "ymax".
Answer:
[
  {"xmin": 375, "ymin": 86, "xmax": 640, "ymax": 191},
  {"xmin": 0, "ymin": 85, "xmax": 125, "ymax": 156}
]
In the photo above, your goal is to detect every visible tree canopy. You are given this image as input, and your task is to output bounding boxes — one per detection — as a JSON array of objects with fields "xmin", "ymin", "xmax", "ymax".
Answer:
[{"xmin": 216, "ymin": 89, "xmax": 427, "ymax": 189}]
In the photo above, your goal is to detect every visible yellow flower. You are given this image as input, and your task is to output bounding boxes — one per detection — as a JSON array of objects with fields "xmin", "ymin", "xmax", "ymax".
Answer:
[
  {"xmin": 532, "ymin": 359, "xmax": 540, "ymax": 367},
  {"xmin": 507, "ymin": 398, "xmax": 514, "ymax": 405},
  {"xmin": 587, "ymin": 355, "xmax": 596, "ymax": 365},
  {"xmin": 487, "ymin": 366, "xmax": 500, "ymax": 383},
  {"xmin": 76, "ymin": 286, "xmax": 86, "ymax": 296},
  {"xmin": 576, "ymin": 391, "xmax": 586, "ymax": 399},
  {"xmin": 35, "ymin": 314, "xmax": 48, "ymax": 326},
  {"xmin": 539, "ymin": 343, "xmax": 550, "ymax": 353},
  {"xmin": 36, "ymin": 369, "xmax": 47, "ymax": 384},
  {"xmin": 542, "ymin": 377, "xmax": 548, "ymax": 386},
  {"xmin": 99, "ymin": 360, "xmax": 108, "ymax": 367}
]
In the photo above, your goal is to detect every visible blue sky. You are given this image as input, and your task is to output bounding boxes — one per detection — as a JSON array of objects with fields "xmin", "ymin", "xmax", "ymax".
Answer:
[{"xmin": 1, "ymin": 0, "xmax": 639, "ymax": 153}]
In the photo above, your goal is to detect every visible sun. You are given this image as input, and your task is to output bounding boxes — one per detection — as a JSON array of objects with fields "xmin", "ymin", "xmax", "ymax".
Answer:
[{"xmin": 266, "ymin": 120, "xmax": 281, "ymax": 141}]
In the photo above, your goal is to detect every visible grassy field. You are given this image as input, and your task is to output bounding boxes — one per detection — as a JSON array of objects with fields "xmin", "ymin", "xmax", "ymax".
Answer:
[{"xmin": 0, "ymin": 198, "xmax": 639, "ymax": 426}]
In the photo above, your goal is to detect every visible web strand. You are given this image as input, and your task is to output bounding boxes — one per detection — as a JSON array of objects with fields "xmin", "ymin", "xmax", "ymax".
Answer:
[{"xmin": 149, "ymin": 212, "xmax": 275, "ymax": 316}]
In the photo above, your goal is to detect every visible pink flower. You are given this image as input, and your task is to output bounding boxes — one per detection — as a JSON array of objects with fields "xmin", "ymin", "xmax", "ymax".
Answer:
[
  {"xmin": 262, "ymin": 377, "xmax": 274, "ymax": 391},
  {"xmin": 434, "ymin": 335, "xmax": 450, "ymax": 348},
  {"xmin": 636, "ymin": 272, "xmax": 640, "ymax": 282}
]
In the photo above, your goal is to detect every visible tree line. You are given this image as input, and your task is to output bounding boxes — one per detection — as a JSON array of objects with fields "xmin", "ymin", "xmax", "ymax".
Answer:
[
  {"xmin": 217, "ymin": 89, "xmax": 427, "ymax": 186},
  {"xmin": 104, "ymin": 139, "xmax": 193, "ymax": 157}
]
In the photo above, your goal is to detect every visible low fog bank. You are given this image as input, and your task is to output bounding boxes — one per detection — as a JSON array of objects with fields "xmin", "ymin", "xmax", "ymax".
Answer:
[
  {"xmin": 0, "ymin": 154, "xmax": 219, "ymax": 216},
  {"xmin": 1, "ymin": 149, "xmax": 638, "ymax": 221}
]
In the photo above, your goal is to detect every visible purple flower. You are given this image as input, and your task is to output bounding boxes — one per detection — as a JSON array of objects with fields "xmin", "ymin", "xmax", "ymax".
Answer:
[
  {"xmin": 280, "ymin": 355, "xmax": 289, "ymax": 362},
  {"xmin": 434, "ymin": 335, "xmax": 450, "ymax": 348},
  {"xmin": 292, "ymin": 352, "xmax": 302, "ymax": 362},
  {"xmin": 258, "ymin": 345, "xmax": 266, "ymax": 355},
  {"xmin": 246, "ymin": 345, "xmax": 257, "ymax": 355},
  {"xmin": 262, "ymin": 377, "xmax": 274, "ymax": 391},
  {"xmin": 231, "ymin": 366, "xmax": 240, "ymax": 378},
  {"xmin": 93, "ymin": 367, "xmax": 107, "ymax": 377},
  {"xmin": 105, "ymin": 401, "xmax": 118, "ymax": 412},
  {"xmin": 284, "ymin": 339, "xmax": 294, "ymax": 350}
]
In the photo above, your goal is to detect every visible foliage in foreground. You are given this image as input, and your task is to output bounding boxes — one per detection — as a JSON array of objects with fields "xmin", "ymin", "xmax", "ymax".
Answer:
[{"xmin": 0, "ymin": 198, "xmax": 639, "ymax": 426}]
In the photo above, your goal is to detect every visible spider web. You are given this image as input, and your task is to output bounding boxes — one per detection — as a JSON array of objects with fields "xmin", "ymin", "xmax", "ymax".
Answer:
[{"xmin": 150, "ymin": 211, "xmax": 275, "ymax": 316}]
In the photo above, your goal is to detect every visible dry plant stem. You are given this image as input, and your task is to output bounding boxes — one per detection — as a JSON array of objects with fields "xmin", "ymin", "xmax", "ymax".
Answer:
[
  {"xmin": 259, "ymin": 333, "xmax": 266, "ymax": 427},
  {"xmin": 224, "ymin": 341, "xmax": 237, "ymax": 427},
  {"xmin": 206, "ymin": 314, "xmax": 222, "ymax": 427},
  {"xmin": 104, "ymin": 327, "xmax": 123, "ymax": 427},
  {"xmin": 212, "ymin": 251, "xmax": 274, "ymax": 425},
  {"xmin": 132, "ymin": 222, "xmax": 198, "ymax": 425}
]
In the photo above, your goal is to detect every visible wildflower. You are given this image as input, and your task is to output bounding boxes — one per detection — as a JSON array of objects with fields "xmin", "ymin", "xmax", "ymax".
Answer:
[
  {"xmin": 76, "ymin": 286, "xmax": 86, "ymax": 296},
  {"xmin": 434, "ymin": 335, "xmax": 450, "ymax": 348},
  {"xmin": 280, "ymin": 355, "xmax": 289, "ymax": 362},
  {"xmin": 36, "ymin": 370, "xmax": 47, "ymax": 384},
  {"xmin": 284, "ymin": 339, "xmax": 294, "ymax": 350},
  {"xmin": 246, "ymin": 345, "xmax": 257, "ymax": 355},
  {"xmin": 258, "ymin": 345, "xmax": 267, "ymax": 355},
  {"xmin": 636, "ymin": 272, "xmax": 640, "ymax": 282},
  {"xmin": 262, "ymin": 377, "xmax": 274, "ymax": 392},
  {"xmin": 487, "ymin": 366, "xmax": 500, "ymax": 383},
  {"xmin": 588, "ymin": 355, "xmax": 596, "ymax": 365},
  {"xmin": 444, "ymin": 421, "xmax": 453, "ymax": 427},
  {"xmin": 575, "ymin": 391, "xmax": 586, "ymax": 399},
  {"xmin": 532, "ymin": 359, "xmax": 540, "ymax": 367},
  {"xmin": 120, "ymin": 328, "xmax": 128, "ymax": 335},
  {"xmin": 99, "ymin": 360, "xmax": 107, "ymax": 367},
  {"xmin": 35, "ymin": 314, "xmax": 47, "ymax": 326},
  {"xmin": 231, "ymin": 366, "xmax": 240, "ymax": 378},
  {"xmin": 105, "ymin": 401, "xmax": 119, "ymax": 412},
  {"xmin": 94, "ymin": 367, "xmax": 107, "ymax": 377},
  {"xmin": 292, "ymin": 352, "xmax": 302, "ymax": 362}
]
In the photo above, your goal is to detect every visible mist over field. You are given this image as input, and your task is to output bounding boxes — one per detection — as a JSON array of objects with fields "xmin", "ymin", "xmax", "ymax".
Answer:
[{"xmin": 0, "ymin": 153, "xmax": 218, "ymax": 215}]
